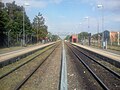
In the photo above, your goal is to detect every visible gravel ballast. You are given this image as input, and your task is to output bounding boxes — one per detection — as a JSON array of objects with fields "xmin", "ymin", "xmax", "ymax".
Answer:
[{"xmin": 21, "ymin": 44, "xmax": 62, "ymax": 90}]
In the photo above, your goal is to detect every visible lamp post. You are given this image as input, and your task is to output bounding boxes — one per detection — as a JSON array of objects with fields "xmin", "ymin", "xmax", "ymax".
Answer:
[
  {"xmin": 118, "ymin": 32, "xmax": 120, "ymax": 46},
  {"xmin": 80, "ymin": 22, "xmax": 82, "ymax": 33},
  {"xmin": 84, "ymin": 16, "xmax": 89, "ymax": 29},
  {"xmin": 97, "ymin": 4, "xmax": 105, "ymax": 49},
  {"xmin": 23, "ymin": 2, "xmax": 29, "ymax": 46},
  {"xmin": 97, "ymin": 19, "xmax": 100, "ymax": 47},
  {"xmin": 79, "ymin": 23, "xmax": 83, "ymax": 44},
  {"xmin": 36, "ymin": 16, "xmax": 39, "ymax": 44},
  {"xmin": 84, "ymin": 16, "xmax": 91, "ymax": 46}
]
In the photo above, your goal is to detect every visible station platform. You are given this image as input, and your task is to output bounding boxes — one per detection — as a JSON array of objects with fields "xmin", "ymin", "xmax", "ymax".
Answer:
[
  {"xmin": 72, "ymin": 43, "xmax": 120, "ymax": 63},
  {"xmin": 0, "ymin": 42, "xmax": 55, "ymax": 65}
]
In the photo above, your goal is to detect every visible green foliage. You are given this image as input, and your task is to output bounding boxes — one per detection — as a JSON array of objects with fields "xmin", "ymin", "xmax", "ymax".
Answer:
[
  {"xmin": 0, "ymin": 1, "xmax": 49, "ymax": 47},
  {"xmin": 32, "ymin": 12, "xmax": 48, "ymax": 40},
  {"xmin": 51, "ymin": 35, "xmax": 60, "ymax": 41},
  {"xmin": 0, "ymin": 3, "xmax": 9, "ymax": 32},
  {"xmin": 78, "ymin": 32, "xmax": 89, "ymax": 40},
  {"xmin": 0, "ymin": 1, "xmax": 33, "ymax": 47},
  {"xmin": 64, "ymin": 35, "xmax": 70, "ymax": 40},
  {"xmin": 0, "ymin": 2, "xmax": 10, "ymax": 47},
  {"xmin": 6, "ymin": 2, "xmax": 32, "ymax": 34},
  {"xmin": 91, "ymin": 33, "xmax": 102, "ymax": 40}
]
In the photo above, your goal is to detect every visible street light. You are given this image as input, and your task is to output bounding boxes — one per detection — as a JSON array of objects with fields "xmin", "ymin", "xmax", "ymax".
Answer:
[
  {"xmin": 79, "ymin": 23, "xmax": 83, "ymax": 44},
  {"xmin": 84, "ymin": 16, "xmax": 89, "ymax": 29},
  {"xmin": 97, "ymin": 4, "xmax": 105, "ymax": 49},
  {"xmin": 36, "ymin": 16, "xmax": 39, "ymax": 44},
  {"xmin": 84, "ymin": 16, "xmax": 91, "ymax": 46},
  {"xmin": 23, "ymin": 2, "xmax": 29, "ymax": 46}
]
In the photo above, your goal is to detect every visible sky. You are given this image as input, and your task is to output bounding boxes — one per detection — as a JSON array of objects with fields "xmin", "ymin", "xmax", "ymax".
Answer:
[{"xmin": 2, "ymin": 0, "xmax": 120, "ymax": 37}]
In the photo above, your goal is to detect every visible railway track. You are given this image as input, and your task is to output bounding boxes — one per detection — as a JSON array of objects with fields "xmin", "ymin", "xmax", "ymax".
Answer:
[
  {"xmin": 73, "ymin": 44, "xmax": 120, "ymax": 68},
  {"xmin": 76, "ymin": 44, "xmax": 120, "ymax": 74},
  {"xmin": 20, "ymin": 42, "xmax": 62, "ymax": 90},
  {"xmin": 15, "ymin": 43, "xmax": 60, "ymax": 90},
  {"xmin": 0, "ymin": 45, "xmax": 55, "ymax": 79},
  {"xmin": 74, "ymin": 45, "xmax": 120, "ymax": 78},
  {"xmin": 0, "ymin": 42, "xmax": 60, "ymax": 90},
  {"xmin": 66, "ymin": 42, "xmax": 120, "ymax": 90}
]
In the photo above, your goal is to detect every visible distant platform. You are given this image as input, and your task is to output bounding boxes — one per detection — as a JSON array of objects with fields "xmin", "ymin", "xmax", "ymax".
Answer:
[{"xmin": 72, "ymin": 43, "xmax": 120, "ymax": 63}]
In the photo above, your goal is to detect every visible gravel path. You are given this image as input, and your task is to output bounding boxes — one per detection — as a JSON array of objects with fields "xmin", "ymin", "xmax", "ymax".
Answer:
[{"xmin": 21, "ymin": 44, "xmax": 62, "ymax": 90}]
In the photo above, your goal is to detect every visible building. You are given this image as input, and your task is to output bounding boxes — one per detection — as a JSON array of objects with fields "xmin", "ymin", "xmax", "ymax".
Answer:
[
  {"xmin": 110, "ymin": 31, "xmax": 120, "ymax": 45},
  {"xmin": 110, "ymin": 32, "xmax": 118, "ymax": 42}
]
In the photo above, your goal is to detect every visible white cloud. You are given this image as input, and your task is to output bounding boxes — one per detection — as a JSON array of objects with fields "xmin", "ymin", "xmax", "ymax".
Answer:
[
  {"xmin": 2, "ymin": 0, "xmax": 63, "ymax": 8},
  {"xmin": 104, "ymin": 0, "xmax": 120, "ymax": 12},
  {"xmin": 2, "ymin": 0, "xmax": 48, "ymax": 8},
  {"xmin": 80, "ymin": 0, "xmax": 120, "ymax": 13},
  {"xmin": 50, "ymin": 0, "xmax": 63, "ymax": 4},
  {"xmin": 27, "ymin": 0, "xmax": 48, "ymax": 8}
]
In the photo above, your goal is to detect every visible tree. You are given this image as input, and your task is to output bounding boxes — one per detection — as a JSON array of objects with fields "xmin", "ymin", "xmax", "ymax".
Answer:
[
  {"xmin": 0, "ymin": 2, "xmax": 10, "ymax": 47},
  {"xmin": 6, "ymin": 1, "xmax": 32, "ymax": 35},
  {"xmin": 51, "ymin": 35, "xmax": 60, "ymax": 41},
  {"xmin": 32, "ymin": 12, "xmax": 48, "ymax": 42},
  {"xmin": 64, "ymin": 35, "xmax": 70, "ymax": 40},
  {"xmin": 0, "ymin": 1, "xmax": 49, "ymax": 47},
  {"xmin": 78, "ymin": 32, "xmax": 88, "ymax": 41},
  {"xmin": 4, "ymin": 1, "xmax": 32, "ymax": 46}
]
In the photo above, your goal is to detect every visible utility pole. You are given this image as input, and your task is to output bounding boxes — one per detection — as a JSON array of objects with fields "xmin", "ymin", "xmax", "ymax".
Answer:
[
  {"xmin": 23, "ymin": 6, "xmax": 25, "ymax": 46},
  {"xmin": 97, "ymin": 4, "xmax": 105, "ymax": 49},
  {"xmin": 37, "ymin": 16, "xmax": 39, "ymax": 44},
  {"xmin": 97, "ymin": 19, "xmax": 100, "ymax": 47},
  {"xmin": 8, "ymin": 29, "xmax": 11, "ymax": 48},
  {"xmin": 118, "ymin": 32, "xmax": 120, "ymax": 46},
  {"xmin": 84, "ymin": 16, "xmax": 91, "ymax": 46},
  {"xmin": 22, "ymin": 2, "xmax": 29, "ymax": 46}
]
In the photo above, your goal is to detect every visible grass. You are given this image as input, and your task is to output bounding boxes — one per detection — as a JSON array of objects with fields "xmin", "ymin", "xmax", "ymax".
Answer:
[
  {"xmin": 0, "ymin": 45, "xmax": 54, "ymax": 90},
  {"xmin": 0, "ymin": 46, "xmax": 24, "ymax": 54},
  {"xmin": 0, "ymin": 45, "xmax": 54, "ymax": 77},
  {"xmin": 0, "ymin": 43, "xmax": 43, "ymax": 54},
  {"xmin": 107, "ymin": 45, "xmax": 120, "ymax": 51},
  {"xmin": 86, "ymin": 42, "xmax": 120, "ymax": 51},
  {"xmin": 98, "ymin": 60, "xmax": 120, "ymax": 74}
]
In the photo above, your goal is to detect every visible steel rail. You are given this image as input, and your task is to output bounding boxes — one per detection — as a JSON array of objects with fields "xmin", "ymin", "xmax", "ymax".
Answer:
[
  {"xmin": 73, "ymin": 45, "xmax": 120, "ymax": 79},
  {"xmin": 72, "ymin": 44, "xmax": 120, "ymax": 68},
  {"xmin": 14, "ymin": 43, "xmax": 60, "ymax": 90},
  {"xmin": 0, "ymin": 44, "xmax": 55, "ymax": 79},
  {"xmin": 66, "ymin": 43, "xmax": 109, "ymax": 90},
  {"xmin": 58, "ymin": 43, "xmax": 63, "ymax": 90},
  {"xmin": 60, "ymin": 42, "xmax": 68, "ymax": 90}
]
